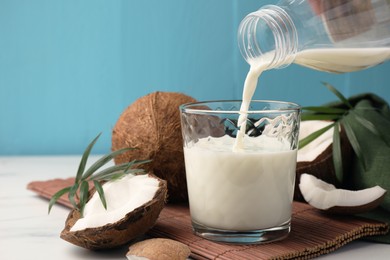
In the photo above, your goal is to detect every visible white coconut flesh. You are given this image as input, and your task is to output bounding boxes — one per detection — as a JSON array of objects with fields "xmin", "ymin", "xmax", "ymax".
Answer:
[
  {"xmin": 299, "ymin": 173, "xmax": 386, "ymax": 210},
  {"xmin": 297, "ymin": 120, "xmax": 337, "ymax": 162},
  {"xmin": 70, "ymin": 174, "xmax": 160, "ymax": 232}
]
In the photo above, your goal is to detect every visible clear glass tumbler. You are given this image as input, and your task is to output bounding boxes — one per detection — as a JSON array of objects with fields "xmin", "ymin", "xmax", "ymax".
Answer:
[{"xmin": 180, "ymin": 100, "xmax": 301, "ymax": 244}]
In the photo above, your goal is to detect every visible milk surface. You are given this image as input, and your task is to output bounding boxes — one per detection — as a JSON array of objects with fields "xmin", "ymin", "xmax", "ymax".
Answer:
[{"xmin": 184, "ymin": 135, "xmax": 297, "ymax": 230}]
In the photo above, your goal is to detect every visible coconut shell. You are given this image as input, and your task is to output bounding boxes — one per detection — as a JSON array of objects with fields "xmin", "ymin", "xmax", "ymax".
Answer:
[
  {"xmin": 126, "ymin": 238, "xmax": 191, "ymax": 260},
  {"xmin": 295, "ymin": 127, "xmax": 353, "ymax": 201},
  {"xmin": 112, "ymin": 92, "xmax": 196, "ymax": 202},
  {"xmin": 60, "ymin": 175, "xmax": 168, "ymax": 250}
]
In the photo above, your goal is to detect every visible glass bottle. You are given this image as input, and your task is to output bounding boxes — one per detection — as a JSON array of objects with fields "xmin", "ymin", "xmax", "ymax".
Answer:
[{"xmin": 238, "ymin": 0, "xmax": 390, "ymax": 73}]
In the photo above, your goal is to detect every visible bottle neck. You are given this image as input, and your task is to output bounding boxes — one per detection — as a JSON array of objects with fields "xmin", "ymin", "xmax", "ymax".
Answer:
[{"xmin": 238, "ymin": 5, "xmax": 298, "ymax": 69}]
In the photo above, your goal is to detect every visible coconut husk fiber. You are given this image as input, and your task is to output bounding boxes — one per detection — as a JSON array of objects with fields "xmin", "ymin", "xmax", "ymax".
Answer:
[{"xmin": 112, "ymin": 92, "xmax": 197, "ymax": 203}]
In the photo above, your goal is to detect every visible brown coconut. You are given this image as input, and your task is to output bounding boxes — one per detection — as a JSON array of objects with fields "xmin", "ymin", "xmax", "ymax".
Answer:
[
  {"xmin": 60, "ymin": 176, "xmax": 167, "ymax": 250},
  {"xmin": 295, "ymin": 123, "xmax": 353, "ymax": 201},
  {"xmin": 126, "ymin": 238, "xmax": 191, "ymax": 260},
  {"xmin": 112, "ymin": 92, "xmax": 196, "ymax": 202}
]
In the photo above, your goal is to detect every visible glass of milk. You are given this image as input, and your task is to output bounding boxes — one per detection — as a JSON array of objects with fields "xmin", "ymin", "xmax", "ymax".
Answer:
[{"xmin": 180, "ymin": 100, "xmax": 300, "ymax": 244}]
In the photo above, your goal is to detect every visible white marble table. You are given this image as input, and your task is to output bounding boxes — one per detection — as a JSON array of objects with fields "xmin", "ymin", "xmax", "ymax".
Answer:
[{"xmin": 1, "ymin": 156, "xmax": 390, "ymax": 260}]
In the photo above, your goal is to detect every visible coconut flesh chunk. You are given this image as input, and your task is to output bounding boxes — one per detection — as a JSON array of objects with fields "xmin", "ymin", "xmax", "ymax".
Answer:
[
  {"xmin": 71, "ymin": 174, "xmax": 160, "ymax": 232},
  {"xmin": 297, "ymin": 120, "xmax": 336, "ymax": 162},
  {"xmin": 299, "ymin": 173, "xmax": 386, "ymax": 211}
]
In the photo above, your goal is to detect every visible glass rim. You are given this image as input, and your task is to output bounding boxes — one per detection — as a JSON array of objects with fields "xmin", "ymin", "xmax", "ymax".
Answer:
[{"xmin": 180, "ymin": 99, "xmax": 301, "ymax": 114}]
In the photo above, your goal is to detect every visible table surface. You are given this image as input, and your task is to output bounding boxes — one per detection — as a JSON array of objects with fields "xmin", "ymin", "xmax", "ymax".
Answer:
[{"xmin": 1, "ymin": 155, "xmax": 390, "ymax": 260}]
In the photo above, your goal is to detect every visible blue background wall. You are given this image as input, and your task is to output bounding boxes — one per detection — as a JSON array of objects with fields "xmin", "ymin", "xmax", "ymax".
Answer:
[{"xmin": 1, "ymin": 0, "xmax": 389, "ymax": 155}]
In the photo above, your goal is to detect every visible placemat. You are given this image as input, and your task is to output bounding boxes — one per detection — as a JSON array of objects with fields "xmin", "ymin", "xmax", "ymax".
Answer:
[{"xmin": 28, "ymin": 178, "xmax": 389, "ymax": 259}]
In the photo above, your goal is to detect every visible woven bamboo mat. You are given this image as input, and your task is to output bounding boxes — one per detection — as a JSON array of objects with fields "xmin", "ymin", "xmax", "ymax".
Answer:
[{"xmin": 28, "ymin": 178, "xmax": 389, "ymax": 260}]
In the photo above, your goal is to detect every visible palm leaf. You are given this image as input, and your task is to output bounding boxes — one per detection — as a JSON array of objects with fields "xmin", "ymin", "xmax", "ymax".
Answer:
[
  {"xmin": 350, "ymin": 110, "xmax": 390, "ymax": 147},
  {"xmin": 341, "ymin": 117, "xmax": 367, "ymax": 170},
  {"xmin": 332, "ymin": 122, "xmax": 343, "ymax": 183},
  {"xmin": 303, "ymin": 106, "xmax": 346, "ymax": 114},
  {"xmin": 81, "ymin": 147, "xmax": 135, "ymax": 180},
  {"xmin": 93, "ymin": 180, "xmax": 107, "ymax": 210},
  {"xmin": 322, "ymin": 82, "xmax": 353, "ymax": 109},
  {"xmin": 48, "ymin": 186, "xmax": 71, "ymax": 214},
  {"xmin": 299, "ymin": 122, "xmax": 335, "ymax": 149},
  {"xmin": 89, "ymin": 159, "xmax": 150, "ymax": 180},
  {"xmin": 91, "ymin": 170, "xmax": 144, "ymax": 181},
  {"xmin": 79, "ymin": 181, "xmax": 89, "ymax": 216},
  {"xmin": 68, "ymin": 183, "xmax": 80, "ymax": 210},
  {"xmin": 301, "ymin": 113, "xmax": 341, "ymax": 121},
  {"xmin": 89, "ymin": 162, "xmax": 136, "ymax": 180},
  {"xmin": 75, "ymin": 133, "xmax": 101, "ymax": 183}
]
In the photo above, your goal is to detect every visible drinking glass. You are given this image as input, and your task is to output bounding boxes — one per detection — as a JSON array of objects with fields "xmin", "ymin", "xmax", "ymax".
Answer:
[{"xmin": 180, "ymin": 100, "xmax": 301, "ymax": 244}]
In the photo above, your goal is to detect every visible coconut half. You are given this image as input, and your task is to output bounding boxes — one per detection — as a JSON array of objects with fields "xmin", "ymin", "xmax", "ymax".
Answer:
[
  {"xmin": 299, "ymin": 173, "xmax": 386, "ymax": 214},
  {"xmin": 60, "ymin": 174, "xmax": 167, "ymax": 250},
  {"xmin": 295, "ymin": 120, "xmax": 353, "ymax": 201}
]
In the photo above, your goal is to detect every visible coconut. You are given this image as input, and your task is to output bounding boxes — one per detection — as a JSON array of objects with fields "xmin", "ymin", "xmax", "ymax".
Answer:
[
  {"xmin": 126, "ymin": 238, "xmax": 191, "ymax": 260},
  {"xmin": 299, "ymin": 173, "xmax": 386, "ymax": 215},
  {"xmin": 60, "ymin": 174, "xmax": 167, "ymax": 250},
  {"xmin": 295, "ymin": 120, "xmax": 353, "ymax": 201},
  {"xmin": 112, "ymin": 92, "xmax": 196, "ymax": 202}
]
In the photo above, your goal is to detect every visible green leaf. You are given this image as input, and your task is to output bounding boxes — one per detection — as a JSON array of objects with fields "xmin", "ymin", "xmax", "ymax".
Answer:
[
  {"xmin": 123, "ymin": 167, "xmax": 147, "ymax": 175},
  {"xmin": 301, "ymin": 113, "xmax": 341, "ymax": 121},
  {"xmin": 303, "ymin": 106, "xmax": 346, "ymax": 114},
  {"xmin": 350, "ymin": 110, "xmax": 390, "ymax": 147},
  {"xmin": 81, "ymin": 147, "xmax": 135, "ymax": 180},
  {"xmin": 322, "ymin": 82, "xmax": 353, "ymax": 109},
  {"xmin": 93, "ymin": 180, "xmax": 107, "ymax": 210},
  {"xmin": 75, "ymin": 133, "xmax": 101, "ymax": 183},
  {"xmin": 93, "ymin": 169, "xmax": 146, "ymax": 181},
  {"xmin": 90, "ymin": 159, "xmax": 150, "ymax": 180},
  {"xmin": 68, "ymin": 183, "xmax": 80, "ymax": 210},
  {"xmin": 131, "ymin": 159, "xmax": 153, "ymax": 166},
  {"xmin": 332, "ymin": 122, "xmax": 343, "ymax": 183},
  {"xmin": 48, "ymin": 186, "xmax": 71, "ymax": 214},
  {"xmin": 341, "ymin": 117, "xmax": 367, "ymax": 170},
  {"xmin": 89, "ymin": 161, "xmax": 135, "ymax": 180},
  {"xmin": 124, "ymin": 167, "xmax": 148, "ymax": 175},
  {"xmin": 91, "ymin": 170, "xmax": 125, "ymax": 181},
  {"xmin": 299, "ymin": 122, "xmax": 335, "ymax": 149},
  {"xmin": 79, "ymin": 181, "xmax": 89, "ymax": 216}
]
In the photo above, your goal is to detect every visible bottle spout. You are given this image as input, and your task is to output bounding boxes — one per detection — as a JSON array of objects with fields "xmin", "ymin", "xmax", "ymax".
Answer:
[{"xmin": 238, "ymin": 5, "xmax": 298, "ymax": 69}]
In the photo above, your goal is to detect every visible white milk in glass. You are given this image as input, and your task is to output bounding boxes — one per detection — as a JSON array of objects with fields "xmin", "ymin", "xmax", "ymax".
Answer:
[{"xmin": 184, "ymin": 136, "xmax": 297, "ymax": 230}]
